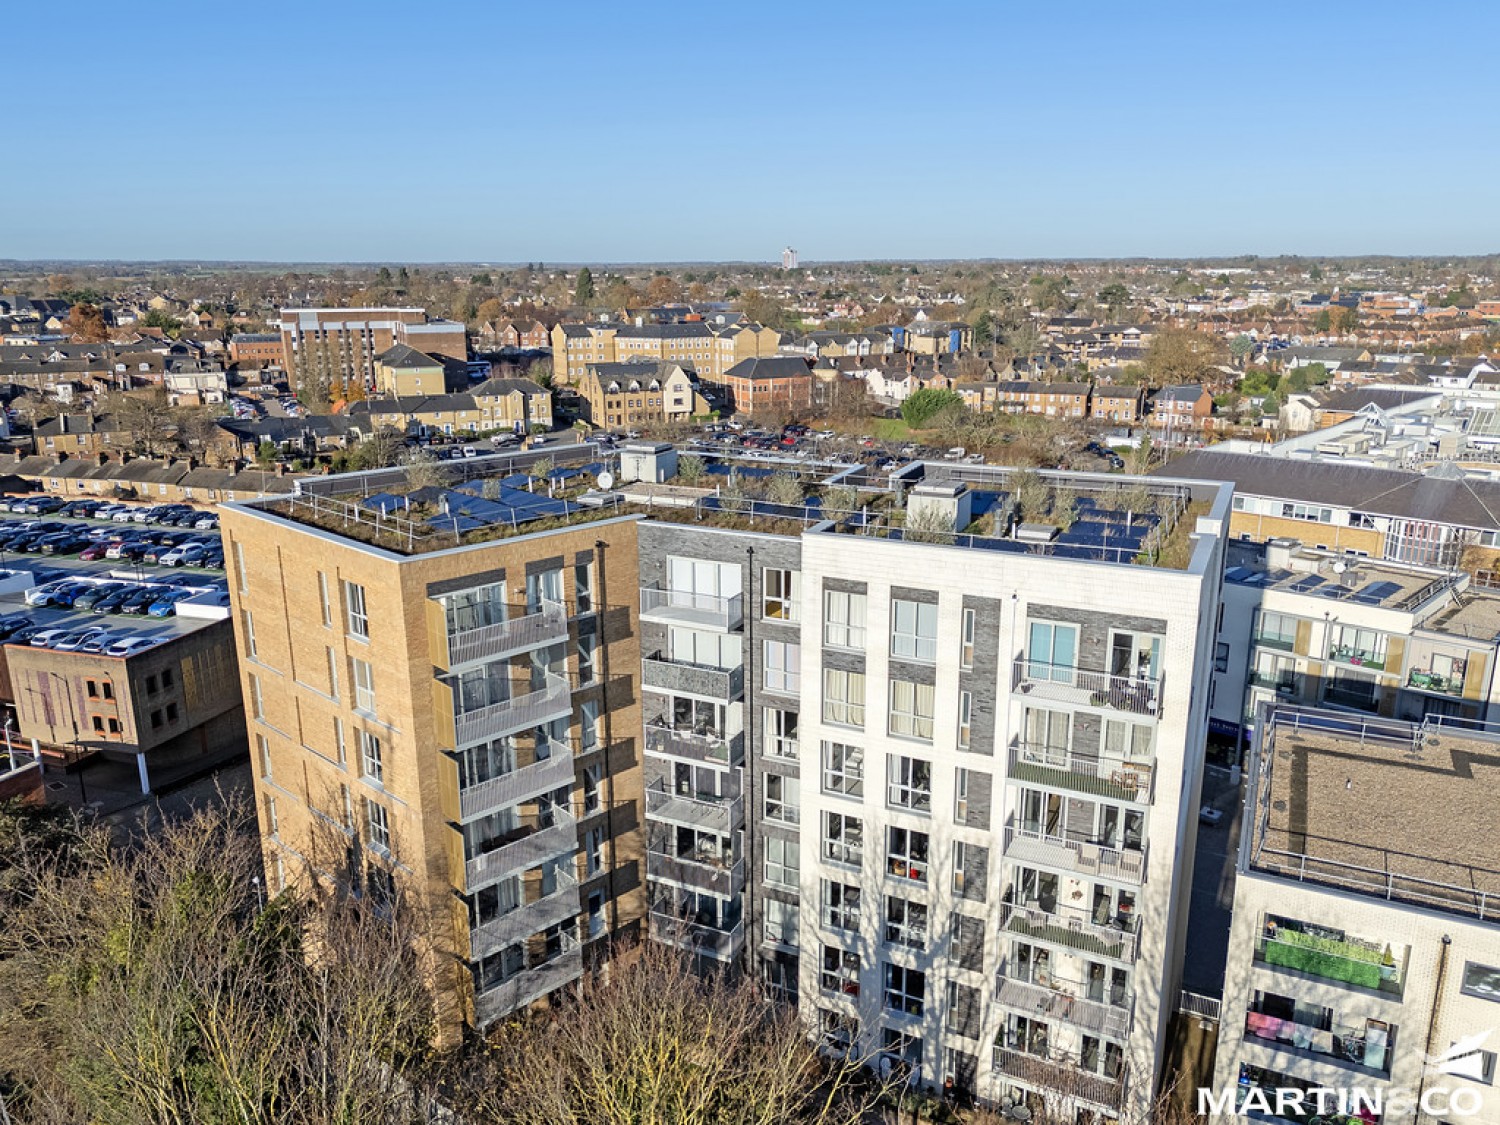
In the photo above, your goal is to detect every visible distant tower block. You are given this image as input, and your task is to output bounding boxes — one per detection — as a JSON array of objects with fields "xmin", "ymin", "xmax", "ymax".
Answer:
[{"xmin": 781, "ymin": 247, "xmax": 799, "ymax": 270}]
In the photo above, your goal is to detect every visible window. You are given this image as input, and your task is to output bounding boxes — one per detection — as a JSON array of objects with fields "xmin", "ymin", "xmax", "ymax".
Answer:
[
  {"xmin": 577, "ymin": 632, "xmax": 597, "ymax": 686},
  {"xmin": 1028, "ymin": 621, "xmax": 1079, "ymax": 680},
  {"xmin": 1329, "ymin": 625, "xmax": 1388, "ymax": 670},
  {"xmin": 359, "ymin": 730, "xmax": 384, "ymax": 784},
  {"xmin": 885, "ymin": 896, "xmax": 928, "ymax": 950},
  {"xmin": 883, "ymin": 963, "xmax": 925, "ymax": 1016},
  {"xmin": 585, "ymin": 827, "xmax": 605, "ymax": 875},
  {"xmin": 1214, "ymin": 641, "xmax": 1230, "ymax": 673},
  {"xmin": 574, "ymin": 561, "xmax": 594, "ymax": 614},
  {"xmin": 1462, "ymin": 962, "xmax": 1500, "ymax": 1003},
  {"xmin": 960, "ymin": 607, "xmax": 976, "ymax": 669},
  {"xmin": 958, "ymin": 691, "xmax": 972, "ymax": 749},
  {"xmin": 91, "ymin": 715, "xmax": 104, "ymax": 732},
  {"xmin": 344, "ymin": 581, "xmax": 369, "ymax": 639},
  {"xmin": 233, "ymin": 541, "xmax": 247, "ymax": 594},
  {"xmin": 1280, "ymin": 502, "xmax": 1332, "ymax": 523},
  {"xmin": 764, "ymin": 898, "xmax": 799, "ymax": 947},
  {"xmin": 1103, "ymin": 718, "xmax": 1155, "ymax": 761},
  {"xmin": 165, "ymin": 702, "xmax": 178, "ymax": 722},
  {"xmin": 886, "ymin": 826, "xmax": 929, "ymax": 883},
  {"xmin": 341, "ymin": 784, "xmax": 353, "ymax": 830},
  {"xmin": 583, "ymin": 763, "xmax": 601, "ymax": 814},
  {"xmin": 823, "ymin": 811, "xmax": 863, "ymax": 867},
  {"xmin": 764, "ymin": 709, "xmax": 799, "ymax": 759},
  {"xmin": 887, "ymin": 755, "xmax": 932, "ymax": 812},
  {"xmin": 1024, "ymin": 707, "xmax": 1071, "ymax": 755},
  {"xmin": 763, "ymin": 568, "xmax": 800, "ymax": 621},
  {"xmin": 1256, "ymin": 610, "xmax": 1299, "ymax": 650},
  {"xmin": 366, "ymin": 800, "xmax": 390, "ymax": 854},
  {"xmin": 822, "ymin": 880, "xmax": 860, "ymax": 933},
  {"xmin": 891, "ymin": 599, "xmax": 938, "ymax": 662},
  {"xmin": 822, "ymin": 669, "xmax": 865, "ymax": 728},
  {"xmin": 821, "ymin": 740, "xmax": 864, "ymax": 798},
  {"xmin": 765, "ymin": 835, "xmax": 800, "ymax": 887},
  {"xmin": 318, "ymin": 571, "xmax": 331, "ymax": 627},
  {"xmin": 326, "ymin": 647, "xmax": 339, "ymax": 699},
  {"xmin": 249, "ymin": 674, "xmax": 264, "ymax": 720},
  {"xmin": 763, "ymin": 639, "xmax": 801, "ymax": 695},
  {"xmin": 1324, "ymin": 667, "xmax": 1378, "ymax": 712},
  {"xmin": 86, "ymin": 680, "xmax": 98, "ymax": 699},
  {"xmin": 107, "ymin": 717, "xmax": 120, "ymax": 734},
  {"xmin": 352, "ymin": 658, "xmax": 375, "ymax": 713},
  {"xmin": 823, "ymin": 589, "xmax": 866, "ymax": 649},
  {"xmin": 955, "ymin": 768, "xmax": 970, "ymax": 823},
  {"xmin": 265, "ymin": 795, "xmax": 278, "ymax": 837},
  {"xmin": 333, "ymin": 717, "xmax": 347, "ymax": 766},
  {"xmin": 256, "ymin": 733, "xmax": 272, "ymax": 778},
  {"xmin": 162, "ymin": 669, "xmax": 173, "ymax": 689},
  {"xmin": 821, "ymin": 945, "xmax": 860, "ymax": 997},
  {"xmin": 243, "ymin": 611, "xmax": 257, "ymax": 659},
  {"xmin": 580, "ymin": 698, "xmax": 600, "ymax": 751},
  {"xmin": 102, "ymin": 681, "xmax": 113, "ymax": 701},
  {"xmin": 764, "ymin": 774, "xmax": 800, "ymax": 824},
  {"xmin": 888, "ymin": 679, "xmax": 935, "ymax": 741}
]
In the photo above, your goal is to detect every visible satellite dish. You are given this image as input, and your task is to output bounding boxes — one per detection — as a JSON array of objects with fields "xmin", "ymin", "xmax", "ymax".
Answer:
[
  {"xmin": 1332, "ymin": 560, "xmax": 1347, "ymax": 573},
  {"xmin": 596, "ymin": 471, "xmax": 615, "ymax": 491}
]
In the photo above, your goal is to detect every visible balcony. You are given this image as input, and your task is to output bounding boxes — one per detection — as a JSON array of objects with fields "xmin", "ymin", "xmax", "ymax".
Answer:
[
  {"xmin": 1000, "ymin": 901, "xmax": 1140, "ymax": 962},
  {"xmin": 994, "ymin": 970, "xmax": 1133, "ymax": 1039},
  {"xmin": 991, "ymin": 1047, "xmax": 1125, "ymax": 1112},
  {"xmin": 1248, "ymin": 671, "xmax": 1298, "ymax": 694},
  {"xmin": 1254, "ymin": 629, "xmax": 1298, "ymax": 653},
  {"xmin": 1011, "ymin": 658, "xmax": 1161, "ymax": 718},
  {"xmin": 469, "ymin": 870, "xmax": 580, "ymax": 960},
  {"xmin": 453, "ymin": 673, "xmax": 572, "ymax": 746},
  {"xmin": 459, "ymin": 740, "xmax": 575, "ymax": 821},
  {"xmin": 1003, "ymin": 823, "xmax": 1147, "ymax": 886},
  {"xmin": 1406, "ymin": 666, "xmax": 1467, "ymax": 697},
  {"xmin": 1008, "ymin": 744, "xmax": 1155, "ymax": 804},
  {"xmin": 1327, "ymin": 645, "xmax": 1386, "ymax": 672},
  {"xmin": 649, "ymin": 911, "xmax": 745, "ymax": 961},
  {"xmin": 641, "ymin": 653, "xmax": 744, "ymax": 700},
  {"xmin": 1254, "ymin": 931, "xmax": 1404, "ymax": 997},
  {"xmin": 645, "ymin": 724, "xmax": 744, "ymax": 766},
  {"xmin": 645, "ymin": 776, "xmax": 745, "ymax": 834},
  {"xmin": 465, "ymin": 807, "xmax": 578, "ymax": 890},
  {"xmin": 1243, "ymin": 1009, "xmax": 1393, "ymax": 1075},
  {"xmin": 639, "ymin": 584, "xmax": 744, "ymax": 632},
  {"xmin": 445, "ymin": 599, "xmax": 568, "ymax": 667},
  {"xmin": 647, "ymin": 842, "xmax": 745, "ymax": 898},
  {"xmin": 473, "ymin": 942, "xmax": 584, "ymax": 1026}
]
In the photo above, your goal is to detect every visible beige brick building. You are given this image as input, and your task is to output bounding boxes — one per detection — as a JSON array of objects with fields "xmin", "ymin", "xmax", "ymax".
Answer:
[{"xmin": 219, "ymin": 498, "xmax": 645, "ymax": 1039}]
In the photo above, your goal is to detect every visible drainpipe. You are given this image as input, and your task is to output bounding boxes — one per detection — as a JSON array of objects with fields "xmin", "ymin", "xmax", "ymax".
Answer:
[
  {"xmin": 1416, "ymin": 934, "xmax": 1453, "ymax": 1123},
  {"xmin": 743, "ymin": 544, "xmax": 756, "ymax": 978},
  {"xmin": 594, "ymin": 538, "xmax": 621, "ymax": 946}
]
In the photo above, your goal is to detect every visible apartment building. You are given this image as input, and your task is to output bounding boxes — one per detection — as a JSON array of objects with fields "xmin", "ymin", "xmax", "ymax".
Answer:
[
  {"xmin": 995, "ymin": 381, "xmax": 1092, "ymax": 418},
  {"xmin": 1212, "ymin": 706, "xmax": 1500, "ymax": 1121},
  {"xmin": 577, "ymin": 361, "xmax": 709, "ymax": 429},
  {"xmin": 792, "ymin": 466, "xmax": 1231, "ymax": 1120},
  {"xmin": 1163, "ymin": 450, "xmax": 1500, "ymax": 578},
  {"xmin": 1210, "ymin": 539, "xmax": 1500, "ymax": 743},
  {"xmin": 220, "ymin": 442, "xmax": 1233, "ymax": 1113},
  {"xmin": 551, "ymin": 320, "xmax": 782, "ymax": 385},
  {"xmin": 278, "ymin": 308, "xmax": 467, "ymax": 400},
  {"xmin": 219, "ymin": 475, "xmax": 645, "ymax": 1040}
]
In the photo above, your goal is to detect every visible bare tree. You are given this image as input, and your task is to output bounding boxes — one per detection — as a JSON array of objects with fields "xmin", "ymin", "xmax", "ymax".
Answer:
[
  {"xmin": 767, "ymin": 471, "xmax": 805, "ymax": 507},
  {"xmin": 676, "ymin": 453, "xmax": 707, "ymax": 486},
  {"xmin": 402, "ymin": 448, "xmax": 448, "ymax": 492},
  {"xmin": 448, "ymin": 936, "xmax": 882, "ymax": 1125}
]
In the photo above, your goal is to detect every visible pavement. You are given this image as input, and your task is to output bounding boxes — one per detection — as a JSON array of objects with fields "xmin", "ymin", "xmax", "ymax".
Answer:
[
  {"xmin": 1181, "ymin": 763, "xmax": 1244, "ymax": 997},
  {"xmin": 40, "ymin": 753, "xmax": 252, "ymax": 838}
]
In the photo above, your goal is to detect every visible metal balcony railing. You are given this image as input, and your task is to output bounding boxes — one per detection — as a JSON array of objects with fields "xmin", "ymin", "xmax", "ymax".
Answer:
[
  {"xmin": 645, "ymin": 776, "xmax": 745, "ymax": 834},
  {"xmin": 1012, "ymin": 657, "xmax": 1162, "ymax": 717},
  {"xmin": 445, "ymin": 599, "xmax": 567, "ymax": 666},
  {"xmin": 991, "ymin": 1047, "xmax": 1126, "ymax": 1111},
  {"xmin": 649, "ymin": 912, "xmax": 745, "ymax": 960},
  {"xmin": 453, "ymin": 673, "xmax": 572, "ymax": 746},
  {"xmin": 644, "ymin": 724, "xmax": 743, "ymax": 766},
  {"xmin": 464, "ymin": 807, "xmax": 578, "ymax": 890},
  {"xmin": 459, "ymin": 740, "xmax": 575, "ymax": 821},
  {"xmin": 639, "ymin": 584, "xmax": 743, "ymax": 631},
  {"xmin": 473, "ymin": 942, "xmax": 584, "ymax": 1026},
  {"xmin": 994, "ymin": 968, "xmax": 1134, "ymax": 1039},
  {"xmin": 1003, "ymin": 823, "xmax": 1148, "ymax": 886},
  {"xmin": 1000, "ymin": 899, "xmax": 1140, "ymax": 961},
  {"xmin": 646, "ymin": 844, "xmax": 745, "ymax": 898},
  {"xmin": 1008, "ymin": 744, "xmax": 1155, "ymax": 804},
  {"xmin": 469, "ymin": 869, "xmax": 580, "ymax": 960}
]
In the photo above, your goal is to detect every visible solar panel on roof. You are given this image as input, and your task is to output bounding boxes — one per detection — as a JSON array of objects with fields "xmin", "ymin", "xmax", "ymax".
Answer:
[
  {"xmin": 1288, "ymin": 575, "xmax": 1326, "ymax": 593},
  {"xmin": 1352, "ymin": 580, "xmax": 1402, "ymax": 605}
]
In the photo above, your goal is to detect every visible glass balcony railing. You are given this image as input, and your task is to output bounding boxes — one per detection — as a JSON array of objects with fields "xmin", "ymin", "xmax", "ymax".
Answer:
[
  {"xmin": 1012, "ymin": 658, "xmax": 1161, "ymax": 718},
  {"xmin": 1254, "ymin": 928, "xmax": 1404, "ymax": 997}
]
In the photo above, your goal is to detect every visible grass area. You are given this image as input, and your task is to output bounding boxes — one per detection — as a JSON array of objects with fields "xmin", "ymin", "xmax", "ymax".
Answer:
[{"xmin": 868, "ymin": 417, "xmax": 913, "ymax": 442}]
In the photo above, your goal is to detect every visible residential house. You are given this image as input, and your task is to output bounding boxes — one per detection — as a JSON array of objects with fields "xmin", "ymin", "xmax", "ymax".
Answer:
[
  {"xmin": 1090, "ymin": 385, "xmax": 1145, "ymax": 424},
  {"xmin": 716, "ymin": 356, "xmax": 813, "ymax": 415},
  {"xmin": 470, "ymin": 377, "xmax": 553, "ymax": 433},
  {"xmin": 1149, "ymin": 385, "xmax": 1212, "ymax": 430},
  {"xmin": 578, "ymin": 361, "xmax": 708, "ymax": 429},
  {"xmin": 995, "ymin": 381, "xmax": 1091, "ymax": 418},
  {"xmin": 374, "ymin": 344, "xmax": 456, "ymax": 397}
]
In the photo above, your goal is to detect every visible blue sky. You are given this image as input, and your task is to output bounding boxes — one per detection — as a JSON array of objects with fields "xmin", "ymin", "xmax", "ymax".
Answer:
[{"xmin": 7, "ymin": 0, "xmax": 1498, "ymax": 263}]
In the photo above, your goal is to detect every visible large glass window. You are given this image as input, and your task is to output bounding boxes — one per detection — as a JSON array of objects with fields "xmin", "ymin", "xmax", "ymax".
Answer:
[
  {"xmin": 889, "ymin": 679, "xmax": 935, "ymax": 741},
  {"xmin": 763, "ymin": 568, "xmax": 800, "ymax": 622},
  {"xmin": 344, "ymin": 581, "xmax": 369, "ymax": 639},
  {"xmin": 823, "ymin": 811, "xmax": 863, "ymax": 867},
  {"xmin": 822, "ymin": 669, "xmax": 865, "ymax": 728},
  {"xmin": 891, "ymin": 599, "xmax": 938, "ymax": 662},
  {"xmin": 823, "ymin": 589, "xmax": 866, "ymax": 649},
  {"xmin": 886, "ymin": 827, "xmax": 929, "ymax": 884},
  {"xmin": 1028, "ymin": 621, "xmax": 1078, "ymax": 680},
  {"xmin": 887, "ymin": 755, "xmax": 932, "ymax": 812},
  {"xmin": 885, "ymin": 896, "xmax": 928, "ymax": 951},
  {"xmin": 883, "ymin": 963, "xmax": 925, "ymax": 1016},
  {"xmin": 821, "ymin": 740, "xmax": 864, "ymax": 798},
  {"xmin": 765, "ymin": 836, "xmax": 799, "ymax": 887},
  {"xmin": 822, "ymin": 880, "xmax": 860, "ymax": 933},
  {"xmin": 763, "ymin": 639, "xmax": 801, "ymax": 694}
]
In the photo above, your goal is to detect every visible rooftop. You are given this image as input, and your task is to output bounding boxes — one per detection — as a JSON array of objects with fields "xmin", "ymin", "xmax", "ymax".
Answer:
[
  {"xmin": 1245, "ymin": 707, "xmax": 1500, "ymax": 924},
  {"xmin": 1223, "ymin": 539, "xmax": 1456, "ymax": 612}
]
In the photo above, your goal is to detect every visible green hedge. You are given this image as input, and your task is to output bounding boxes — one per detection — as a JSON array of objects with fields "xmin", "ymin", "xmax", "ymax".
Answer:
[{"xmin": 1262, "ymin": 929, "xmax": 1384, "ymax": 989}]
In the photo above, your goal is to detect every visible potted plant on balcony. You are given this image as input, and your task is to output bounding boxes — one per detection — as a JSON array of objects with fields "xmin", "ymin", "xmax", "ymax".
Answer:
[{"xmin": 1379, "ymin": 945, "xmax": 1398, "ymax": 982}]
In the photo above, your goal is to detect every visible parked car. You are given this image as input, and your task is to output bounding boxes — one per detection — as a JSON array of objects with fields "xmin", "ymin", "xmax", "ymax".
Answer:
[
  {"xmin": 160, "ymin": 544, "xmax": 206, "ymax": 567},
  {"xmin": 93, "ymin": 586, "xmax": 143, "ymax": 614},
  {"xmin": 194, "ymin": 515, "xmax": 220, "ymax": 530},
  {"xmin": 147, "ymin": 589, "xmax": 195, "ymax": 617},
  {"xmin": 120, "ymin": 588, "xmax": 161, "ymax": 614},
  {"xmin": 52, "ymin": 626, "xmax": 113, "ymax": 652},
  {"xmin": 105, "ymin": 635, "xmax": 157, "ymax": 658},
  {"xmin": 73, "ymin": 583, "xmax": 126, "ymax": 612}
]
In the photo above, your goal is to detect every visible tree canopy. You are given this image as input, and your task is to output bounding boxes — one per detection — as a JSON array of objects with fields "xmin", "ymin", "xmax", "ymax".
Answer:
[{"xmin": 901, "ymin": 388, "xmax": 964, "ymax": 429}]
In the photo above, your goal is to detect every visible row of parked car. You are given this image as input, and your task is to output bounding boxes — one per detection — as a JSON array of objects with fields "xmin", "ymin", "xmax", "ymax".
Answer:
[
  {"xmin": 0, "ymin": 497, "xmax": 220, "ymax": 531},
  {"xmin": 0, "ymin": 612, "xmax": 165, "ymax": 657},
  {"xmin": 22, "ymin": 576, "xmax": 225, "ymax": 618},
  {"xmin": 0, "ymin": 520, "xmax": 224, "ymax": 569}
]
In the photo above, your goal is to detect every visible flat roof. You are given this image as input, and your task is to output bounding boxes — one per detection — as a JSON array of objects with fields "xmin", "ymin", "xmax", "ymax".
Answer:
[
  {"xmin": 1223, "ymin": 540, "xmax": 1449, "ymax": 611},
  {"xmin": 1246, "ymin": 708, "xmax": 1500, "ymax": 923}
]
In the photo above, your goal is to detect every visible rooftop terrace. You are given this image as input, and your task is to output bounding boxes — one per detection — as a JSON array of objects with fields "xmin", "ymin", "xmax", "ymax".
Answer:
[
  {"xmin": 1223, "ymin": 539, "xmax": 1460, "ymax": 612},
  {"xmin": 1245, "ymin": 706, "xmax": 1500, "ymax": 923}
]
